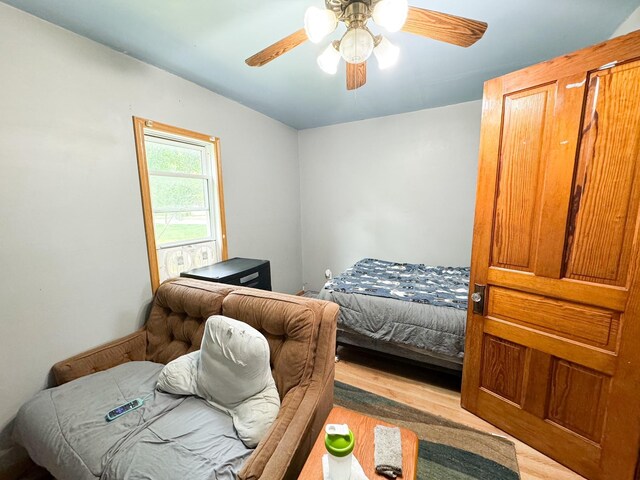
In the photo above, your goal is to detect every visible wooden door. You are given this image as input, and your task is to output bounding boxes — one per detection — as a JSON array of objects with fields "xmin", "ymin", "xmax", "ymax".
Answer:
[{"xmin": 461, "ymin": 30, "xmax": 640, "ymax": 480}]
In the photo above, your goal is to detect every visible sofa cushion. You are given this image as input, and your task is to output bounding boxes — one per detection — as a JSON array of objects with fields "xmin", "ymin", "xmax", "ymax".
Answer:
[
  {"xmin": 222, "ymin": 289, "xmax": 324, "ymax": 399},
  {"xmin": 13, "ymin": 361, "xmax": 252, "ymax": 480},
  {"xmin": 156, "ymin": 315, "xmax": 280, "ymax": 448},
  {"xmin": 146, "ymin": 279, "xmax": 235, "ymax": 364}
]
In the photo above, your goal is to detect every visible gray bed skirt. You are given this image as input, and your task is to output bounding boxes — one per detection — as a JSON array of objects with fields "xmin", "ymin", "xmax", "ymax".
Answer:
[
  {"xmin": 336, "ymin": 329, "xmax": 463, "ymax": 372},
  {"xmin": 318, "ymin": 289, "xmax": 466, "ymax": 371}
]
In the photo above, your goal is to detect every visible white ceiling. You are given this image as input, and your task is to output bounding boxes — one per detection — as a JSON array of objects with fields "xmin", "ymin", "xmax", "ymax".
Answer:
[{"xmin": 3, "ymin": 0, "xmax": 638, "ymax": 129}]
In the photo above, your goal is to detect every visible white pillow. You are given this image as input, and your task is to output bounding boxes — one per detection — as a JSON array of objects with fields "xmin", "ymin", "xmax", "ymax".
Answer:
[
  {"xmin": 155, "ymin": 350, "xmax": 199, "ymax": 396},
  {"xmin": 156, "ymin": 315, "xmax": 280, "ymax": 448}
]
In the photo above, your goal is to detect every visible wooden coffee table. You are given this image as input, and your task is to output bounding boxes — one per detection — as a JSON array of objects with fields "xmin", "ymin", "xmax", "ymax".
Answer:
[{"xmin": 298, "ymin": 406, "xmax": 419, "ymax": 479}]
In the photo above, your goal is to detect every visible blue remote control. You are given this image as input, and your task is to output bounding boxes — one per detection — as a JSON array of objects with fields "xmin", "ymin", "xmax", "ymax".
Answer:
[{"xmin": 105, "ymin": 398, "xmax": 145, "ymax": 422}]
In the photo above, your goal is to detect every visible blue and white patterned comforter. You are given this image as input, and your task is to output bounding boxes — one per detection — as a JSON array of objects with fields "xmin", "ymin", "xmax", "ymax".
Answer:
[{"xmin": 323, "ymin": 258, "xmax": 470, "ymax": 310}]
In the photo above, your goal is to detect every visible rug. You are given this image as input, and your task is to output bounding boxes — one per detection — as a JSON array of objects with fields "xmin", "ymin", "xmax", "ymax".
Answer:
[{"xmin": 334, "ymin": 381, "xmax": 520, "ymax": 480}]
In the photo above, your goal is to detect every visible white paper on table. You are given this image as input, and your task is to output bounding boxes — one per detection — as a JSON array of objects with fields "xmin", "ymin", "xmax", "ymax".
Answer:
[{"xmin": 322, "ymin": 454, "xmax": 370, "ymax": 480}]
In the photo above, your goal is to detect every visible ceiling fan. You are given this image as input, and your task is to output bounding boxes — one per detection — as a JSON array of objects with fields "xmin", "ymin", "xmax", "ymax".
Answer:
[{"xmin": 245, "ymin": 0, "xmax": 488, "ymax": 90}]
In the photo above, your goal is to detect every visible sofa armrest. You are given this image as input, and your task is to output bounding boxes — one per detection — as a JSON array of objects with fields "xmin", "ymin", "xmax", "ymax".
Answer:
[
  {"xmin": 52, "ymin": 329, "xmax": 147, "ymax": 385},
  {"xmin": 239, "ymin": 301, "xmax": 339, "ymax": 480},
  {"xmin": 239, "ymin": 382, "xmax": 326, "ymax": 480}
]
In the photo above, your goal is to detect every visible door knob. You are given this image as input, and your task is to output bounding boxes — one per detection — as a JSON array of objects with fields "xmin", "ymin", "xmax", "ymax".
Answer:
[{"xmin": 472, "ymin": 284, "xmax": 486, "ymax": 315}]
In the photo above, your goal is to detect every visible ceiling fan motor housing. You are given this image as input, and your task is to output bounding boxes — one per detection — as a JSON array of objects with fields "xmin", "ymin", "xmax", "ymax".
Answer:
[
  {"xmin": 343, "ymin": 2, "xmax": 370, "ymax": 28},
  {"xmin": 325, "ymin": 0, "xmax": 381, "ymax": 22}
]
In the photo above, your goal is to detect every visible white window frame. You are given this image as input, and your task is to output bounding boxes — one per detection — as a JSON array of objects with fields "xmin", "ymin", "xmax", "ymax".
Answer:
[{"xmin": 145, "ymin": 133, "xmax": 220, "ymax": 250}]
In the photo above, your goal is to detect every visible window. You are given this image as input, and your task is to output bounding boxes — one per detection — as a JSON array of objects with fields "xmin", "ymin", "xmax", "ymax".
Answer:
[{"xmin": 133, "ymin": 117, "xmax": 227, "ymax": 292}]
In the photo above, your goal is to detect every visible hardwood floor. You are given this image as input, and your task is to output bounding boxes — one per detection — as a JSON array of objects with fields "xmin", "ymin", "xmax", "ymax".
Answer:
[{"xmin": 334, "ymin": 346, "xmax": 586, "ymax": 480}]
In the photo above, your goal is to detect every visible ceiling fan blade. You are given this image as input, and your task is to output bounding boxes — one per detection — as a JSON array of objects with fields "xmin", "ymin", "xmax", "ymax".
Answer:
[
  {"xmin": 346, "ymin": 62, "xmax": 367, "ymax": 90},
  {"xmin": 245, "ymin": 29, "xmax": 308, "ymax": 67},
  {"xmin": 402, "ymin": 6, "xmax": 487, "ymax": 47}
]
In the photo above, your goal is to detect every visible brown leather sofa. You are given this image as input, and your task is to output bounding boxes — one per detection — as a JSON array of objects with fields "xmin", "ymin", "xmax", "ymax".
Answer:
[{"xmin": 50, "ymin": 278, "xmax": 339, "ymax": 480}]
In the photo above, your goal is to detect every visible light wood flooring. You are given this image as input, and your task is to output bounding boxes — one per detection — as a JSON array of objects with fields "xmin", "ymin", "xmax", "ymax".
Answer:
[{"xmin": 335, "ymin": 346, "xmax": 586, "ymax": 480}]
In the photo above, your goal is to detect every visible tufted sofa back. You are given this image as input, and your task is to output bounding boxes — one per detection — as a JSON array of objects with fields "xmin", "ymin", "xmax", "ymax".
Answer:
[
  {"xmin": 145, "ymin": 278, "xmax": 330, "ymax": 400},
  {"xmin": 145, "ymin": 279, "xmax": 234, "ymax": 364},
  {"xmin": 222, "ymin": 288, "xmax": 324, "ymax": 399}
]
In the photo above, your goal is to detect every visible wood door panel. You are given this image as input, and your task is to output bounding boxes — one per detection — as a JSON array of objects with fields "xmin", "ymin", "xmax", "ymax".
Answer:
[
  {"xmin": 484, "ymin": 318, "xmax": 617, "ymax": 374},
  {"xmin": 547, "ymin": 359, "xmax": 609, "ymax": 443},
  {"xmin": 487, "ymin": 267, "xmax": 627, "ymax": 311},
  {"xmin": 533, "ymin": 74, "xmax": 588, "ymax": 279},
  {"xmin": 488, "ymin": 286, "xmax": 619, "ymax": 349},
  {"xmin": 480, "ymin": 335, "xmax": 525, "ymax": 405},
  {"xmin": 476, "ymin": 389, "xmax": 602, "ymax": 480},
  {"xmin": 521, "ymin": 349, "xmax": 552, "ymax": 418},
  {"xmin": 565, "ymin": 60, "xmax": 640, "ymax": 286},
  {"xmin": 491, "ymin": 85, "xmax": 554, "ymax": 271}
]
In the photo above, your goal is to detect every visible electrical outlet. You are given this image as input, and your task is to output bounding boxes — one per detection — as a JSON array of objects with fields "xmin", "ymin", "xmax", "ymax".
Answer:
[{"xmin": 325, "ymin": 269, "xmax": 332, "ymax": 279}]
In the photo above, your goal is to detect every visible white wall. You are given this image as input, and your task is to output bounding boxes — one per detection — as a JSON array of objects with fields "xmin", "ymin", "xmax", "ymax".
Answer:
[
  {"xmin": 299, "ymin": 101, "xmax": 483, "ymax": 291},
  {"xmin": 0, "ymin": 1, "xmax": 301, "ymax": 455},
  {"xmin": 612, "ymin": 5, "xmax": 640, "ymax": 37}
]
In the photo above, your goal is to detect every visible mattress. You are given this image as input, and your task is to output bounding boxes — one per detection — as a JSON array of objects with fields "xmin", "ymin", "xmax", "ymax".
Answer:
[
  {"xmin": 13, "ymin": 361, "xmax": 253, "ymax": 480},
  {"xmin": 319, "ymin": 258, "xmax": 469, "ymax": 366}
]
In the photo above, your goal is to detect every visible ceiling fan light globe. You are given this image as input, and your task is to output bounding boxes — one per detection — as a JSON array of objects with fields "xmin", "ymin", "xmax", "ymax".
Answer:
[
  {"xmin": 304, "ymin": 6, "xmax": 337, "ymax": 43},
  {"xmin": 374, "ymin": 36, "xmax": 400, "ymax": 69},
  {"xmin": 372, "ymin": 0, "xmax": 408, "ymax": 32},
  {"xmin": 339, "ymin": 28, "xmax": 374, "ymax": 64},
  {"xmin": 317, "ymin": 43, "xmax": 341, "ymax": 74}
]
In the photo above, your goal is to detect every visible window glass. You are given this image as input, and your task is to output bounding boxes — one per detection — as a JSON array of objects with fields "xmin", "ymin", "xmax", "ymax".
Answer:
[
  {"xmin": 153, "ymin": 211, "xmax": 211, "ymax": 245},
  {"xmin": 145, "ymin": 140, "xmax": 203, "ymax": 175},
  {"xmin": 149, "ymin": 176, "xmax": 208, "ymax": 212}
]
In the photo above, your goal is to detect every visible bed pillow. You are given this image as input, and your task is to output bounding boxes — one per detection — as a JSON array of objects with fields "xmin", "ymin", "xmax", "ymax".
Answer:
[
  {"xmin": 155, "ymin": 350, "xmax": 199, "ymax": 395},
  {"xmin": 157, "ymin": 315, "xmax": 280, "ymax": 447}
]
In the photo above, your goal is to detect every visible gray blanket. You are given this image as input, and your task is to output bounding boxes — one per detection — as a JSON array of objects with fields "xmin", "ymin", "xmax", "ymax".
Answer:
[
  {"xmin": 13, "ymin": 362, "xmax": 252, "ymax": 480},
  {"xmin": 319, "ymin": 289, "xmax": 466, "ymax": 364}
]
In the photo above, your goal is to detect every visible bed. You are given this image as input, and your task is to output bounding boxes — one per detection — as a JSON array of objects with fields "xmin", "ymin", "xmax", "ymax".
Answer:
[{"xmin": 317, "ymin": 258, "xmax": 470, "ymax": 372}]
